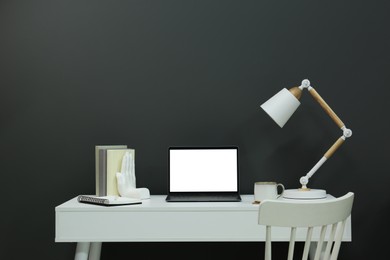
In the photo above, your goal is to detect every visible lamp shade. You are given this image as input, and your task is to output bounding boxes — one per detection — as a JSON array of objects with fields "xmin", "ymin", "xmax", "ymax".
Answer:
[{"xmin": 260, "ymin": 88, "xmax": 300, "ymax": 128}]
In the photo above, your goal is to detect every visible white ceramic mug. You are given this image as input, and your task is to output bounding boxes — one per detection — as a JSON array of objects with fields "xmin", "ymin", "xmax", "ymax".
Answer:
[{"xmin": 254, "ymin": 182, "xmax": 285, "ymax": 203}]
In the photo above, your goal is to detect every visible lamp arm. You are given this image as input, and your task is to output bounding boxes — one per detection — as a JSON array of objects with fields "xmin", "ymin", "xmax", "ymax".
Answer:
[
  {"xmin": 299, "ymin": 136, "xmax": 348, "ymax": 189},
  {"xmin": 307, "ymin": 87, "xmax": 345, "ymax": 128},
  {"xmin": 298, "ymin": 83, "xmax": 353, "ymax": 189}
]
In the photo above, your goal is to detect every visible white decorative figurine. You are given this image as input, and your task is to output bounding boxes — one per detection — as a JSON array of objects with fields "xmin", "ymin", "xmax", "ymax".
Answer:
[{"xmin": 116, "ymin": 151, "xmax": 150, "ymax": 200}]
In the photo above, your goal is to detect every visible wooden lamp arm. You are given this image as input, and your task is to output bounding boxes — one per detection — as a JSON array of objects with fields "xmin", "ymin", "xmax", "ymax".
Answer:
[
  {"xmin": 324, "ymin": 137, "xmax": 346, "ymax": 159},
  {"xmin": 298, "ymin": 80, "xmax": 352, "ymax": 189},
  {"xmin": 308, "ymin": 87, "xmax": 345, "ymax": 129}
]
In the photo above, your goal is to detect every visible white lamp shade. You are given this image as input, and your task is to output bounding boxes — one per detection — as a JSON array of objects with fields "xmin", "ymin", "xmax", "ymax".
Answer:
[{"xmin": 260, "ymin": 88, "xmax": 301, "ymax": 128}]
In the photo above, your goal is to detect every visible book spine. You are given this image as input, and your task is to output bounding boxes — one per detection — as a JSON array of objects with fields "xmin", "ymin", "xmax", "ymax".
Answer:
[
  {"xmin": 95, "ymin": 147, "xmax": 100, "ymax": 196},
  {"xmin": 98, "ymin": 149, "xmax": 107, "ymax": 196}
]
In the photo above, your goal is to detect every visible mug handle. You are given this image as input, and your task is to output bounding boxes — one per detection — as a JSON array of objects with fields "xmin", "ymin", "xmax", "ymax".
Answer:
[{"xmin": 276, "ymin": 183, "xmax": 285, "ymax": 198}]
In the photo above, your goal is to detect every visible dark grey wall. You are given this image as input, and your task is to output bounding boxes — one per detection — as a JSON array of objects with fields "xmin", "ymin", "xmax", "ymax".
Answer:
[{"xmin": 1, "ymin": 0, "xmax": 389, "ymax": 259}]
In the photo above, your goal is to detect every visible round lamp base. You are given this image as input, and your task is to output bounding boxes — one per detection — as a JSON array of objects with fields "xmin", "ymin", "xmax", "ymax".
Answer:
[{"xmin": 282, "ymin": 188, "xmax": 327, "ymax": 199}]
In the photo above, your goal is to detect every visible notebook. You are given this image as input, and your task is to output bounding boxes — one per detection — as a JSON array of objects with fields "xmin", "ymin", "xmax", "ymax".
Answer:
[
  {"xmin": 77, "ymin": 195, "xmax": 142, "ymax": 206},
  {"xmin": 166, "ymin": 146, "xmax": 241, "ymax": 202}
]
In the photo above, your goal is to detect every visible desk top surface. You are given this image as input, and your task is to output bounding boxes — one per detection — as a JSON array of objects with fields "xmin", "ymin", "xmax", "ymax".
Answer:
[
  {"xmin": 56, "ymin": 194, "xmax": 334, "ymax": 212},
  {"xmin": 56, "ymin": 195, "xmax": 257, "ymax": 212}
]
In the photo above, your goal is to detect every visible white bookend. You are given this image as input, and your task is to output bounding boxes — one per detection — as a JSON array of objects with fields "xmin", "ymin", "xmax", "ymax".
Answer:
[{"xmin": 106, "ymin": 148, "xmax": 135, "ymax": 196}]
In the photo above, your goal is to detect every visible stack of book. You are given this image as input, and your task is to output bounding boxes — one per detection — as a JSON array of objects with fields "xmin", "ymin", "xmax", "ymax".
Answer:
[{"xmin": 95, "ymin": 145, "xmax": 135, "ymax": 196}]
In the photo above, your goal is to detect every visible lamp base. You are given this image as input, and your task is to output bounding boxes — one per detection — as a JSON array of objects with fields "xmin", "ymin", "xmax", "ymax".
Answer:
[{"xmin": 282, "ymin": 188, "xmax": 327, "ymax": 199}]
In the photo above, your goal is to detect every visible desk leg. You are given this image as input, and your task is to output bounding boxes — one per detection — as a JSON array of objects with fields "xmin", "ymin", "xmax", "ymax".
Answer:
[
  {"xmin": 88, "ymin": 242, "xmax": 102, "ymax": 260},
  {"xmin": 75, "ymin": 242, "xmax": 90, "ymax": 260}
]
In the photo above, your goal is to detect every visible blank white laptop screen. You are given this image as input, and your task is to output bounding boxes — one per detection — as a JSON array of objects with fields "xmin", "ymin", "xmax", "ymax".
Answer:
[{"xmin": 169, "ymin": 148, "xmax": 238, "ymax": 192}]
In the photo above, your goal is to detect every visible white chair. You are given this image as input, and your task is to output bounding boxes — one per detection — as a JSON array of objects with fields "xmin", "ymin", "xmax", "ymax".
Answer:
[{"xmin": 258, "ymin": 192, "xmax": 354, "ymax": 260}]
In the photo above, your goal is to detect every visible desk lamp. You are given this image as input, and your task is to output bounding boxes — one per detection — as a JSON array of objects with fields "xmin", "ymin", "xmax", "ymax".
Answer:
[{"xmin": 260, "ymin": 79, "xmax": 352, "ymax": 199}]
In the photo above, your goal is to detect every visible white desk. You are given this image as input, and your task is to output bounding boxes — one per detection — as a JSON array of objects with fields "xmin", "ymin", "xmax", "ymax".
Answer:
[{"xmin": 55, "ymin": 195, "xmax": 351, "ymax": 260}]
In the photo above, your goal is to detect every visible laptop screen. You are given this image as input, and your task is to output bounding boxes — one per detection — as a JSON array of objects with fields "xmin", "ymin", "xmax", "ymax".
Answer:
[{"xmin": 168, "ymin": 147, "xmax": 239, "ymax": 192}]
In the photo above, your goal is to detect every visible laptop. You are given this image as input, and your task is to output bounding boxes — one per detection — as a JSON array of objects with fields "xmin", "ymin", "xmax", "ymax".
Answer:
[{"xmin": 166, "ymin": 146, "xmax": 241, "ymax": 202}]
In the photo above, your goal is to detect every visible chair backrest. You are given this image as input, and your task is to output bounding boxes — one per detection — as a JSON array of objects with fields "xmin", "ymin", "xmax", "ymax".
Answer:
[{"xmin": 258, "ymin": 192, "xmax": 354, "ymax": 260}]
